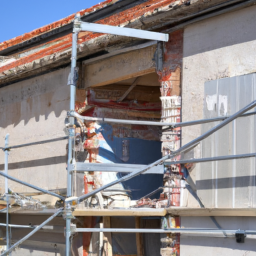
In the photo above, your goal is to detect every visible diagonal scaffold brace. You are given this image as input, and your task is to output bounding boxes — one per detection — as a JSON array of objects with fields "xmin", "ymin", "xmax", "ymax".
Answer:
[
  {"xmin": 65, "ymin": 100, "xmax": 256, "ymax": 206},
  {"xmin": 1, "ymin": 208, "xmax": 63, "ymax": 256},
  {"xmin": 0, "ymin": 172, "xmax": 65, "ymax": 201}
]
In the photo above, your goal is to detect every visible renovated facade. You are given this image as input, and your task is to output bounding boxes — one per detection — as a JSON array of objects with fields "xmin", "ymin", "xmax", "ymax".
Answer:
[{"xmin": 1, "ymin": 0, "xmax": 256, "ymax": 255}]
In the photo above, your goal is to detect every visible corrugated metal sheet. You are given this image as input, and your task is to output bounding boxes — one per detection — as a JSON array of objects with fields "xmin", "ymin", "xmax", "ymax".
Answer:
[{"xmin": 198, "ymin": 73, "xmax": 256, "ymax": 208}]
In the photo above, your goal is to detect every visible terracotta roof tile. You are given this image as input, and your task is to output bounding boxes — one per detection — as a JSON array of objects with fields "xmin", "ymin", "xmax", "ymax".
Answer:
[{"xmin": 0, "ymin": 0, "xmax": 174, "ymax": 76}]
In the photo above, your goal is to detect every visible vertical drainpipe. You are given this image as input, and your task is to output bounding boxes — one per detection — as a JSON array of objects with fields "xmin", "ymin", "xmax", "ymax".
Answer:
[
  {"xmin": 66, "ymin": 14, "xmax": 80, "ymax": 256},
  {"xmin": 4, "ymin": 134, "xmax": 9, "ymax": 251}
]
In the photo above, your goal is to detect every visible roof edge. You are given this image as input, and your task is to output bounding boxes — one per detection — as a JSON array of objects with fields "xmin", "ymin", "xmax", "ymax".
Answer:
[{"xmin": 0, "ymin": 0, "xmax": 148, "ymax": 56}]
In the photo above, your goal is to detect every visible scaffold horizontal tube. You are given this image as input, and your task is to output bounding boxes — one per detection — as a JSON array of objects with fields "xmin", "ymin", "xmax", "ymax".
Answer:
[
  {"xmin": 172, "ymin": 100, "xmax": 256, "ymax": 155},
  {"xmin": 164, "ymin": 153, "xmax": 256, "ymax": 165},
  {"xmin": 73, "ymin": 155, "xmax": 170, "ymax": 204},
  {"xmin": 80, "ymin": 22, "xmax": 169, "ymax": 42},
  {"xmin": 0, "ymin": 223, "xmax": 62, "ymax": 230},
  {"xmin": 71, "ymin": 162, "xmax": 164, "ymax": 174},
  {"xmin": 1, "ymin": 208, "xmax": 63, "ymax": 256},
  {"xmin": 0, "ymin": 172, "xmax": 65, "ymax": 201},
  {"xmin": 75, "ymin": 228, "xmax": 256, "ymax": 235},
  {"xmin": 69, "ymin": 110, "xmax": 256, "ymax": 128}
]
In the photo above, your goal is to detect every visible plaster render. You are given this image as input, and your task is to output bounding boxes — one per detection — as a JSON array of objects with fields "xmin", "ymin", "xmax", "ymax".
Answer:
[
  {"xmin": 183, "ymin": 5, "xmax": 256, "ymax": 145},
  {"xmin": 182, "ymin": 5, "xmax": 256, "ymax": 207},
  {"xmin": 180, "ymin": 216, "xmax": 256, "ymax": 256},
  {"xmin": 0, "ymin": 67, "xmax": 70, "ymax": 194}
]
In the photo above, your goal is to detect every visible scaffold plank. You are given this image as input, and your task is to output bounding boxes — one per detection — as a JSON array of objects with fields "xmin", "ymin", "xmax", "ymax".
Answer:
[
  {"xmin": 166, "ymin": 207, "xmax": 256, "ymax": 216},
  {"xmin": 73, "ymin": 208, "xmax": 167, "ymax": 217}
]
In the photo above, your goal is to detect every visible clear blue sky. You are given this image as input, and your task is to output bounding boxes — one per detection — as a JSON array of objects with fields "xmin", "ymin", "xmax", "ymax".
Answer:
[{"xmin": 0, "ymin": 0, "xmax": 102, "ymax": 43}]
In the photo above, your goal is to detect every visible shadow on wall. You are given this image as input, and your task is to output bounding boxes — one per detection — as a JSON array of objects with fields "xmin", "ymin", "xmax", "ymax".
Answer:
[
  {"xmin": 0, "ymin": 156, "xmax": 66, "ymax": 170},
  {"xmin": 0, "ymin": 66, "xmax": 70, "ymax": 129},
  {"xmin": 183, "ymin": 5, "xmax": 256, "ymax": 58},
  {"xmin": 197, "ymin": 175, "xmax": 256, "ymax": 190}
]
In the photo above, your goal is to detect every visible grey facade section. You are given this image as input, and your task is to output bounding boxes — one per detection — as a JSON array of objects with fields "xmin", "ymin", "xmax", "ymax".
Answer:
[
  {"xmin": 0, "ymin": 67, "xmax": 70, "ymax": 194},
  {"xmin": 180, "ymin": 216, "xmax": 256, "ymax": 256},
  {"xmin": 182, "ymin": 5, "xmax": 256, "ymax": 207}
]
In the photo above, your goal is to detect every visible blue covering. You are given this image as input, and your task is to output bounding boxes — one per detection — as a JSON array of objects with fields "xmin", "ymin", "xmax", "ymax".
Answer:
[{"xmin": 98, "ymin": 123, "xmax": 163, "ymax": 200}]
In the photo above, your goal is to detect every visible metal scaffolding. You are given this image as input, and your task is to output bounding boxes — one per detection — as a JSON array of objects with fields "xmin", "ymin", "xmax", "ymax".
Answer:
[{"xmin": 1, "ymin": 12, "xmax": 256, "ymax": 256}]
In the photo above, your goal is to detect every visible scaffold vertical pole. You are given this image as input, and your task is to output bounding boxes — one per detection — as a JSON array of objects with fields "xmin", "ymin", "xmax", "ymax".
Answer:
[
  {"xmin": 4, "ymin": 134, "xmax": 10, "ymax": 251},
  {"xmin": 66, "ymin": 13, "xmax": 80, "ymax": 256}
]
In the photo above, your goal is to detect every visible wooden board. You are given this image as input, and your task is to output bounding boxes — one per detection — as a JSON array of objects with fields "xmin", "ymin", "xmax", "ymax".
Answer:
[
  {"xmin": 135, "ymin": 217, "xmax": 144, "ymax": 256},
  {"xmin": 83, "ymin": 45, "xmax": 156, "ymax": 88},
  {"xmin": 8, "ymin": 207, "xmax": 256, "ymax": 217},
  {"xmin": 73, "ymin": 208, "xmax": 167, "ymax": 217},
  {"xmin": 103, "ymin": 216, "xmax": 113, "ymax": 256},
  {"xmin": 167, "ymin": 207, "xmax": 256, "ymax": 216}
]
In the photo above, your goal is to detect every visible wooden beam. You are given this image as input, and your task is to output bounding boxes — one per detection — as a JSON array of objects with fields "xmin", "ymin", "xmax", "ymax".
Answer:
[
  {"xmin": 103, "ymin": 216, "xmax": 113, "ymax": 256},
  {"xmin": 166, "ymin": 207, "xmax": 256, "ymax": 216},
  {"xmin": 73, "ymin": 208, "xmax": 167, "ymax": 217},
  {"xmin": 83, "ymin": 45, "xmax": 156, "ymax": 88},
  {"xmin": 117, "ymin": 77, "xmax": 140, "ymax": 102},
  {"xmin": 135, "ymin": 217, "xmax": 144, "ymax": 256}
]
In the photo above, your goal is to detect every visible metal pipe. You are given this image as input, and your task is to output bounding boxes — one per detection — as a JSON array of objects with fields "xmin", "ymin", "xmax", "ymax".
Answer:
[
  {"xmin": 75, "ymin": 228, "xmax": 256, "ymax": 235},
  {"xmin": 164, "ymin": 153, "xmax": 256, "ymax": 165},
  {"xmin": 67, "ymin": 14, "xmax": 79, "ymax": 198},
  {"xmin": 1, "ymin": 208, "xmax": 63, "ymax": 256},
  {"xmin": 0, "ymin": 172, "xmax": 65, "ymax": 201},
  {"xmin": 65, "ymin": 14, "xmax": 80, "ymax": 256},
  {"xmin": 71, "ymin": 162, "xmax": 164, "ymax": 174},
  {"xmin": 74, "ymin": 155, "xmax": 170, "ymax": 204},
  {"xmin": 0, "ymin": 223, "xmax": 63, "ymax": 231},
  {"xmin": 172, "ymin": 100, "xmax": 256, "ymax": 155},
  {"xmin": 173, "ymin": 111, "xmax": 256, "ymax": 128},
  {"xmin": 69, "ymin": 110, "xmax": 256, "ymax": 128},
  {"xmin": 79, "ymin": 21, "xmax": 169, "ymax": 42},
  {"xmin": 65, "ymin": 218, "xmax": 71, "ymax": 256},
  {"xmin": 4, "ymin": 134, "xmax": 9, "ymax": 251}
]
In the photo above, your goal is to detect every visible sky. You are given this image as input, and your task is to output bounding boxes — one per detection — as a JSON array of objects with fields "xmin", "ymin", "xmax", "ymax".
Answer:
[{"xmin": 0, "ymin": 0, "xmax": 103, "ymax": 43}]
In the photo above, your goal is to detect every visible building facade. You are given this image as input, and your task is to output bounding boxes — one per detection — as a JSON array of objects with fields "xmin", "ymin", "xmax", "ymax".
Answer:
[{"xmin": 1, "ymin": 0, "xmax": 256, "ymax": 255}]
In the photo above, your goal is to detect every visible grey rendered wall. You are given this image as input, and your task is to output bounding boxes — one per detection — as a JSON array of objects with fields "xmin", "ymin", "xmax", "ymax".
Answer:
[
  {"xmin": 180, "ymin": 216, "xmax": 256, "ymax": 256},
  {"xmin": 182, "ymin": 5, "xmax": 256, "ymax": 207},
  {"xmin": 0, "ymin": 67, "xmax": 70, "ymax": 194},
  {"xmin": 181, "ymin": 5, "xmax": 256, "ymax": 256}
]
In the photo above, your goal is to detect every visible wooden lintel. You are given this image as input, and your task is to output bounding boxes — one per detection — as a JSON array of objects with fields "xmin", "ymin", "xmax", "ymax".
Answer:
[{"xmin": 83, "ymin": 45, "xmax": 156, "ymax": 88}]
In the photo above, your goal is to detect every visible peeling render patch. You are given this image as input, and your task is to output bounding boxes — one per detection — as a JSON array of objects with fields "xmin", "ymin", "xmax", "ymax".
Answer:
[
  {"xmin": 206, "ymin": 94, "xmax": 228, "ymax": 116},
  {"xmin": 0, "ymin": 56, "xmax": 16, "ymax": 68}
]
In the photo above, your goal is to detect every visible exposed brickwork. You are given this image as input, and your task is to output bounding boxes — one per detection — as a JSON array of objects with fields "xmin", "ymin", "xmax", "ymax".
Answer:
[{"xmin": 158, "ymin": 30, "xmax": 184, "ymax": 256}]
